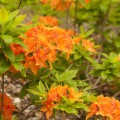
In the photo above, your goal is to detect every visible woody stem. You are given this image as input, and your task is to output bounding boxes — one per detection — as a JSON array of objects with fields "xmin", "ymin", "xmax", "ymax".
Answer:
[
  {"xmin": 0, "ymin": 74, "xmax": 4, "ymax": 117},
  {"xmin": 18, "ymin": 103, "xmax": 33, "ymax": 116},
  {"xmin": 18, "ymin": 0, "xmax": 22, "ymax": 9}
]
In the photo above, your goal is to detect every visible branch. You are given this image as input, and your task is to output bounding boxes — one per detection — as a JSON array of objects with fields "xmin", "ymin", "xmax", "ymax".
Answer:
[
  {"xmin": 88, "ymin": 81, "xmax": 112, "ymax": 91},
  {"xmin": 0, "ymin": 74, "xmax": 4, "ymax": 116},
  {"xmin": 9, "ymin": 75, "xmax": 24, "ymax": 86},
  {"xmin": 113, "ymin": 91, "xmax": 120, "ymax": 98},
  {"xmin": 82, "ymin": 78, "xmax": 93, "ymax": 82},
  {"xmin": 93, "ymin": 77, "xmax": 101, "ymax": 87},
  {"xmin": 85, "ymin": 65, "xmax": 90, "ymax": 79},
  {"xmin": 65, "ymin": 63, "xmax": 73, "ymax": 71},
  {"xmin": 18, "ymin": 103, "xmax": 33, "ymax": 116},
  {"xmin": 18, "ymin": 0, "xmax": 22, "ymax": 9}
]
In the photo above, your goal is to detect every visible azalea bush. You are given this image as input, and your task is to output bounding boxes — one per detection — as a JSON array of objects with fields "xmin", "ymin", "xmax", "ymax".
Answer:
[{"xmin": 0, "ymin": 0, "xmax": 120, "ymax": 120}]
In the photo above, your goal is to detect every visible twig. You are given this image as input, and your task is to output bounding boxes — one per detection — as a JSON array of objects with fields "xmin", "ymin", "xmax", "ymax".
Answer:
[
  {"xmin": 85, "ymin": 65, "xmax": 90, "ymax": 79},
  {"xmin": 18, "ymin": 103, "xmax": 33, "ymax": 116},
  {"xmin": 105, "ymin": 0, "xmax": 112, "ymax": 23},
  {"xmin": 85, "ymin": 65, "xmax": 93, "ymax": 86},
  {"xmin": 9, "ymin": 75, "xmax": 24, "ymax": 86},
  {"xmin": 0, "ymin": 74, "xmax": 4, "ymax": 117},
  {"xmin": 113, "ymin": 91, "xmax": 120, "ymax": 98},
  {"xmin": 18, "ymin": 0, "xmax": 22, "ymax": 9},
  {"xmin": 88, "ymin": 81, "xmax": 112, "ymax": 91},
  {"xmin": 74, "ymin": 0, "xmax": 78, "ymax": 35},
  {"xmin": 65, "ymin": 63, "xmax": 73, "ymax": 71},
  {"xmin": 93, "ymin": 77, "xmax": 101, "ymax": 87},
  {"xmin": 82, "ymin": 78, "xmax": 93, "ymax": 82}
]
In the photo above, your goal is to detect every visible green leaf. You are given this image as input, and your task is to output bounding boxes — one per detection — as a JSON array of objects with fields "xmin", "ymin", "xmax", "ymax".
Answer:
[
  {"xmin": 72, "ymin": 102, "xmax": 89, "ymax": 111},
  {"xmin": 55, "ymin": 104, "xmax": 78, "ymax": 115},
  {"xmin": 58, "ymin": 70, "xmax": 78, "ymax": 82},
  {"xmin": 0, "ymin": 39, "xmax": 4, "ymax": 48},
  {"xmin": 12, "ymin": 62, "xmax": 26, "ymax": 76},
  {"xmin": 15, "ymin": 54, "xmax": 24, "ymax": 61},
  {"xmin": 0, "ymin": 59, "xmax": 10, "ymax": 75},
  {"xmin": 76, "ymin": 81, "xmax": 89, "ymax": 87},
  {"xmin": 65, "ymin": 107, "xmax": 78, "ymax": 115},
  {"xmin": 36, "ymin": 68, "xmax": 50, "ymax": 79},
  {"xmin": 74, "ymin": 54, "xmax": 81, "ymax": 60},
  {"xmin": 9, "ymin": 10, "xmax": 19, "ymax": 21},
  {"xmin": 80, "ymin": 26, "xmax": 85, "ymax": 35},
  {"xmin": 20, "ymin": 82, "xmax": 29, "ymax": 98},
  {"xmin": 81, "ymin": 91, "xmax": 96, "ymax": 103},
  {"xmin": 13, "ymin": 15, "xmax": 26, "ymax": 28},
  {"xmin": 85, "ymin": 29, "xmax": 95, "ymax": 37},
  {"xmin": 64, "ymin": 80, "xmax": 77, "ymax": 86},
  {"xmin": 0, "ymin": 8, "xmax": 9, "ymax": 25},
  {"xmin": 12, "ymin": 115, "xmax": 18, "ymax": 120},
  {"xmin": 101, "ymin": 71, "xmax": 108, "ymax": 80},
  {"xmin": 13, "ymin": 38, "xmax": 27, "ymax": 50},
  {"xmin": 1, "ymin": 35, "xmax": 13, "ymax": 45},
  {"xmin": 3, "ymin": 46, "xmax": 15, "ymax": 62},
  {"xmin": 38, "ymin": 81, "xmax": 45, "ymax": 94},
  {"xmin": 27, "ymin": 89, "xmax": 43, "ymax": 96},
  {"xmin": 0, "ymin": 115, "xmax": 4, "ymax": 120}
]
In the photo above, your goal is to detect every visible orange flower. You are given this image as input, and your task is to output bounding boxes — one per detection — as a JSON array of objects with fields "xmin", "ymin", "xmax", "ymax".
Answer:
[
  {"xmin": 50, "ymin": 0, "xmax": 73, "ymax": 11},
  {"xmin": 24, "ymin": 56, "xmax": 39, "ymax": 74},
  {"xmin": 10, "ymin": 44, "xmax": 25, "ymax": 55},
  {"xmin": 47, "ymin": 85, "xmax": 68, "ymax": 102},
  {"xmin": 68, "ymin": 87, "xmax": 82, "ymax": 102},
  {"xmin": 0, "ymin": 94, "xmax": 15, "ymax": 120},
  {"xmin": 86, "ymin": 95, "xmax": 120, "ymax": 120},
  {"xmin": 84, "ymin": 0, "xmax": 90, "ymax": 3},
  {"xmin": 41, "ymin": 85, "xmax": 68, "ymax": 119},
  {"xmin": 73, "ymin": 37, "xmax": 82, "ymax": 44},
  {"xmin": 41, "ymin": 85, "xmax": 83, "ymax": 119},
  {"xmin": 22, "ymin": 25, "xmax": 73, "ymax": 74},
  {"xmin": 39, "ymin": 16, "xmax": 58, "ymax": 26},
  {"xmin": 73, "ymin": 37, "xmax": 96, "ymax": 53},
  {"xmin": 41, "ymin": 0, "xmax": 90, "ymax": 11},
  {"xmin": 82, "ymin": 39, "xmax": 96, "ymax": 52},
  {"xmin": 41, "ymin": 100, "xmax": 55, "ymax": 120},
  {"xmin": 41, "ymin": 0, "xmax": 74, "ymax": 11}
]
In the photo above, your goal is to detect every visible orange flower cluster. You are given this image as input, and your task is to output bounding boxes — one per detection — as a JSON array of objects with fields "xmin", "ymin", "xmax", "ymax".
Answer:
[
  {"xmin": 22, "ymin": 25, "xmax": 73, "ymax": 74},
  {"xmin": 74, "ymin": 37, "xmax": 96, "ymax": 53},
  {"xmin": 0, "ymin": 94, "xmax": 15, "ymax": 120},
  {"xmin": 86, "ymin": 95, "xmax": 120, "ymax": 120},
  {"xmin": 39, "ymin": 16, "xmax": 58, "ymax": 26},
  {"xmin": 40, "ymin": 0, "xmax": 74, "ymax": 10},
  {"xmin": 40, "ymin": 0, "xmax": 90, "ymax": 11},
  {"xmin": 82, "ymin": 39, "xmax": 96, "ymax": 53},
  {"xmin": 41, "ymin": 85, "xmax": 82, "ymax": 119}
]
